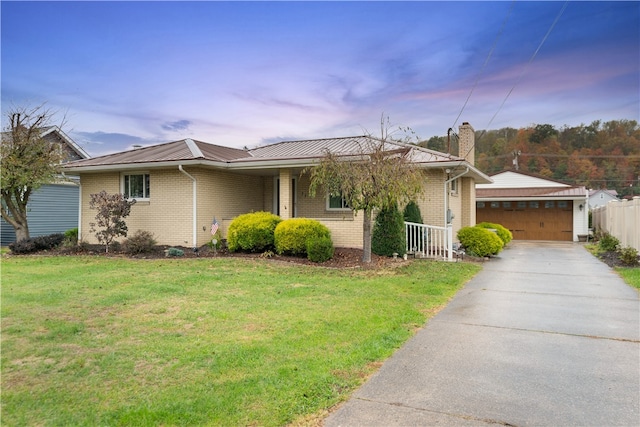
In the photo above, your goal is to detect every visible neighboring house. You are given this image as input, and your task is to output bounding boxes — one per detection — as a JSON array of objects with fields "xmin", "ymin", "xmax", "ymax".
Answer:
[
  {"xmin": 63, "ymin": 123, "xmax": 491, "ymax": 249},
  {"xmin": 588, "ymin": 188, "xmax": 618, "ymax": 209},
  {"xmin": 476, "ymin": 170, "xmax": 588, "ymax": 241},
  {"xmin": 1, "ymin": 126, "xmax": 89, "ymax": 245}
]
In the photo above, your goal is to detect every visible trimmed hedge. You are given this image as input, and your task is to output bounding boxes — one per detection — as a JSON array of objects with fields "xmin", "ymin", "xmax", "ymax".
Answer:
[
  {"xmin": 476, "ymin": 222, "xmax": 512, "ymax": 245},
  {"xmin": 306, "ymin": 236, "xmax": 335, "ymax": 263},
  {"xmin": 274, "ymin": 218, "xmax": 332, "ymax": 256},
  {"xmin": 457, "ymin": 226, "xmax": 503, "ymax": 257},
  {"xmin": 227, "ymin": 211, "xmax": 282, "ymax": 252}
]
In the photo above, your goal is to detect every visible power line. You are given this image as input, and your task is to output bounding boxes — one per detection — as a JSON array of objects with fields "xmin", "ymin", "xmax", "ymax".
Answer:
[
  {"xmin": 461, "ymin": 0, "xmax": 570, "ymax": 161},
  {"xmin": 451, "ymin": 1, "xmax": 515, "ymax": 131},
  {"xmin": 484, "ymin": 153, "xmax": 640, "ymax": 160}
]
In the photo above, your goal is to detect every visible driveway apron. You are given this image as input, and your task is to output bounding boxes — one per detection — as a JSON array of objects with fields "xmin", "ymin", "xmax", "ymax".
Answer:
[{"xmin": 325, "ymin": 242, "xmax": 640, "ymax": 427}]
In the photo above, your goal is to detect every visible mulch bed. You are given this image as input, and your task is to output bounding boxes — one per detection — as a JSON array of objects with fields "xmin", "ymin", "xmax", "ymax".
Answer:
[
  {"xmin": 595, "ymin": 250, "xmax": 639, "ymax": 268},
  {"xmin": 30, "ymin": 244, "xmax": 409, "ymax": 269}
]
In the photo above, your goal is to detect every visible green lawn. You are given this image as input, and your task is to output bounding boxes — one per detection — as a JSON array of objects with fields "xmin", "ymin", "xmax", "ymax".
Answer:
[
  {"xmin": 616, "ymin": 267, "xmax": 640, "ymax": 289},
  {"xmin": 584, "ymin": 243, "xmax": 640, "ymax": 289},
  {"xmin": 1, "ymin": 255, "xmax": 480, "ymax": 426}
]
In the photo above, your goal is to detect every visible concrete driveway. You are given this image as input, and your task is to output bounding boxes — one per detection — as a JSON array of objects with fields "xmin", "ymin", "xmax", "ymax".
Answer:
[{"xmin": 324, "ymin": 241, "xmax": 640, "ymax": 427}]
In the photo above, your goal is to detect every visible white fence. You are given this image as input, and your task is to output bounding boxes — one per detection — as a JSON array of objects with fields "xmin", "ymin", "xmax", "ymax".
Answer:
[
  {"xmin": 592, "ymin": 197, "xmax": 640, "ymax": 251},
  {"xmin": 405, "ymin": 221, "xmax": 453, "ymax": 261}
]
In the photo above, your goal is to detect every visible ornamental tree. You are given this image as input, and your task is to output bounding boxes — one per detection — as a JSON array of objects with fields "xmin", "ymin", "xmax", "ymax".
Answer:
[
  {"xmin": 306, "ymin": 117, "xmax": 425, "ymax": 263},
  {"xmin": 89, "ymin": 191, "xmax": 136, "ymax": 252},
  {"xmin": 0, "ymin": 104, "xmax": 65, "ymax": 241}
]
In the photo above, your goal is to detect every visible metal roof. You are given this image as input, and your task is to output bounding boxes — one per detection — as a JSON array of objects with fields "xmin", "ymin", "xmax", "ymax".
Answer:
[
  {"xmin": 62, "ymin": 135, "xmax": 492, "ymax": 183},
  {"xmin": 477, "ymin": 186, "xmax": 587, "ymax": 199},
  {"xmin": 64, "ymin": 138, "xmax": 250, "ymax": 167}
]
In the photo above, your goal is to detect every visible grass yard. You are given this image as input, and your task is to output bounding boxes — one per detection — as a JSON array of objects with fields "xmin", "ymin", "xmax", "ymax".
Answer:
[
  {"xmin": 1, "ymin": 256, "xmax": 480, "ymax": 426},
  {"xmin": 616, "ymin": 267, "xmax": 640, "ymax": 289}
]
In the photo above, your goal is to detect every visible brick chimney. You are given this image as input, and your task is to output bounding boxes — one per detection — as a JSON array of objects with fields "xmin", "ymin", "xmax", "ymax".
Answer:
[{"xmin": 458, "ymin": 122, "xmax": 475, "ymax": 165}]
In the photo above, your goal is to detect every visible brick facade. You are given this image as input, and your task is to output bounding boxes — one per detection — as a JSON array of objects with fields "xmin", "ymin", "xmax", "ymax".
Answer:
[{"xmin": 78, "ymin": 166, "xmax": 476, "ymax": 249}]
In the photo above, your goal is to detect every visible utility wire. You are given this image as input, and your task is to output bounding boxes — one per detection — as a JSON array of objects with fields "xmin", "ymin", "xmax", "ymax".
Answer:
[
  {"xmin": 451, "ymin": 0, "xmax": 515, "ymax": 131},
  {"xmin": 460, "ymin": 0, "xmax": 570, "ymax": 162}
]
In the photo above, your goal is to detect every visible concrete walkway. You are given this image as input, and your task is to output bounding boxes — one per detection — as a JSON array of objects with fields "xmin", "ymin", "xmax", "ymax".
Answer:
[{"xmin": 325, "ymin": 242, "xmax": 639, "ymax": 427}]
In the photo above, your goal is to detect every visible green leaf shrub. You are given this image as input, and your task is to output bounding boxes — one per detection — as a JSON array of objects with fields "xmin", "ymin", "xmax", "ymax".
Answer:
[
  {"xmin": 598, "ymin": 233, "xmax": 620, "ymax": 252},
  {"xmin": 123, "ymin": 230, "xmax": 157, "ymax": 254},
  {"xmin": 476, "ymin": 222, "xmax": 513, "ymax": 245},
  {"xmin": 457, "ymin": 226, "xmax": 504, "ymax": 257},
  {"xmin": 372, "ymin": 202, "xmax": 406, "ymax": 257},
  {"xmin": 403, "ymin": 200, "xmax": 423, "ymax": 224},
  {"xmin": 63, "ymin": 228, "xmax": 78, "ymax": 247},
  {"xmin": 306, "ymin": 236, "xmax": 335, "ymax": 262},
  {"xmin": 227, "ymin": 211, "xmax": 282, "ymax": 252},
  {"xmin": 274, "ymin": 218, "xmax": 331, "ymax": 255},
  {"xmin": 618, "ymin": 246, "xmax": 639, "ymax": 266}
]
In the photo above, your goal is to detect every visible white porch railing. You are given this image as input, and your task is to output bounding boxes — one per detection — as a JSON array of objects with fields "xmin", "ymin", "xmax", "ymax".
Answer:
[{"xmin": 405, "ymin": 221, "xmax": 453, "ymax": 261}]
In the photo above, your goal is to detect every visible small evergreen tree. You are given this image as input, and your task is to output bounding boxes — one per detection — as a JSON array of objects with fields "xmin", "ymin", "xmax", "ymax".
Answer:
[
  {"xmin": 89, "ymin": 191, "xmax": 136, "ymax": 253},
  {"xmin": 372, "ymin": 201, "xmax": 406, "ymax": 257},
  {"xmin": 403, "ymin": 200, "xmax": 423, "ymax": 224}
]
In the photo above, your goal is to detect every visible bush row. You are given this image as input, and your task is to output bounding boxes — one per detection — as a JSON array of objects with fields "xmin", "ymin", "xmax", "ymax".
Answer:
[
  {"xmin": 226, "ymin": 212, "xmax": 334, "ymax": 262},
  {"xmin": 597, "ymin": 232, "xmax": 639, "ymax": 266},
  {"xmin": 9, "ymin": 233, "xmax": 65, "ymax": 254}
]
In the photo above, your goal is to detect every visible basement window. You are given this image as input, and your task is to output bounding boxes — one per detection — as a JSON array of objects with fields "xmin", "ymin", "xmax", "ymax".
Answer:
[{"xmin": 123, "ymin": 173, "xmax": 150, "ymax": 200}]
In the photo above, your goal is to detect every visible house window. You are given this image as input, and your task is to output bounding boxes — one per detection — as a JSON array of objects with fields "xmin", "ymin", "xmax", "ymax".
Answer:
[
  {"xmin": 327, "ymin": 194, "xmax": 350, "ymax": 210},
  {"xmin": 123, "ymin": 173, "xmax": 150, "ymax": 200}
]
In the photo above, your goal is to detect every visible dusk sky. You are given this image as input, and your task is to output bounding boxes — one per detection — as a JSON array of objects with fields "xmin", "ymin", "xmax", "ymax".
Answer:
[{"xmin": 2, "ymin": 1, "xmax": 638, "ymax": 157}]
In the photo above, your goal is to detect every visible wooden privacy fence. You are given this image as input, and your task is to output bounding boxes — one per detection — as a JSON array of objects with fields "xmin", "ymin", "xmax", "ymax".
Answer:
[{"xmin": 592, "ymin": 197, "xmax": 640, "ymax": 251}]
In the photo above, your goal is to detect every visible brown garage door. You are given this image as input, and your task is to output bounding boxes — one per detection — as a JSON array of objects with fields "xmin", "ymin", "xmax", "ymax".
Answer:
[{"xmin": 476, "ymin": 200, "xmax": 573, "ymax": 241}]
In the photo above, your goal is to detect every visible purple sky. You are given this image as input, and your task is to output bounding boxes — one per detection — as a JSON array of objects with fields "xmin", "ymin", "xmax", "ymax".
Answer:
[{"xmin": 2, "ymin": 1, "xmax": 638, "ymax": 157}]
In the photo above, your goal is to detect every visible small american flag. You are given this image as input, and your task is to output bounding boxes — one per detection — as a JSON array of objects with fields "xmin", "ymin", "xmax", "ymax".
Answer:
[{"xmin": 211, "ymin": 217, "xmax": 219, "ymax": 236}]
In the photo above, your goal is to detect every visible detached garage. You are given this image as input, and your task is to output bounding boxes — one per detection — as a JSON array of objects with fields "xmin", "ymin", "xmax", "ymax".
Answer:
[{"xmin": 476, "ymin": 171, "xmax": 589, "ymax": 242}]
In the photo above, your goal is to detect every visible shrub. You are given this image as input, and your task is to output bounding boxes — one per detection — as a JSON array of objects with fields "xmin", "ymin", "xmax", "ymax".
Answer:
[
  {"xmin": 9, "ymin": 238, "xmax": 37, "ymax": 254},
  {"xmin": 457, "ymin": 226, "xmax": 503, "ymax": 257},
  {"xmin": 476, "ymin": 222, "xmax": 513, "ymax": 245},
  {"xmin": 227, "ymin": 211, "xmax": 282, "ymax": 252},
  {"xmin": 89, "ymin": 191, "xmax": 136, "ymax": 253},
  {"xmin": 618, "ymin": 246, "xmax": 639, "ymax": 266},
  {"xmin": 306, "ymin": 236, "xmax": 335, "ymax": 263},
  {"xmin": 274, "ymin": 218, "xmax": 331, "ymax": 255},
  {"xmin": 9, "ymin": 233, "xmax": 65, "ymax": 254},
  {"xmin": 123, "ymin": 230, "xmax": 157, "ymax": 254},
  {"xmin": 372, "ymin": 202, "xmax": 406, "ymax": 257},
  {"xmin": 63, "ymin": 228, "xmax": 78, "ymax": 246},
  {"xmin": 403, "ymin": 200, "xmax": 423, "ymax": 224},
  {"xmin": 167, "ymin": 247, "xmax": 184, "ymax": 257},
  {"xmin": 598, "ymin": 233, "xmax": 620, "ymax": 252}
]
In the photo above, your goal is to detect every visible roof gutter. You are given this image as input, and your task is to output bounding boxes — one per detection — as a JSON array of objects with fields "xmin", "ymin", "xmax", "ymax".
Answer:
[{"xmin": 178, "ymin": 165, "xmax": 197, "ymax": 250}]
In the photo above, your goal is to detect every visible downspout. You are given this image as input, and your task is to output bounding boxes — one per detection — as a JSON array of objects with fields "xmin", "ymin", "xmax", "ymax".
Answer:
[
  {"xmin": 444, "ymin": 167, "xmax": 470, "ymax": 261},
  {"xmin": 444, "ymin": 167, "xmax": 470, "ymax": 228},
  {"xmin": 178, "ymin": 165, "xmax": 197, "ymax": 250}
]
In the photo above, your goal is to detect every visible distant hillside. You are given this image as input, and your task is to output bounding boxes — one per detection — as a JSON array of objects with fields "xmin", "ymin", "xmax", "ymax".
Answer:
[{"xmin": 419, "ymin": 120, "xmax": 640, "ymax": 197}]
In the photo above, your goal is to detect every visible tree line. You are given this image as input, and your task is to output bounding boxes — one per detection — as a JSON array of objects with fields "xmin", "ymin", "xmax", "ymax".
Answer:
[{"xmin": 420, "ymin": 119, "xmax": 640, "ymax": 197}]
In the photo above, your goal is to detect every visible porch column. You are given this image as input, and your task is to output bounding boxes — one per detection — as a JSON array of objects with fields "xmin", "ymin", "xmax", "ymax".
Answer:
[{"xmin": 279, "ymin": 169, "xmax": 292, "ymax": 219}]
